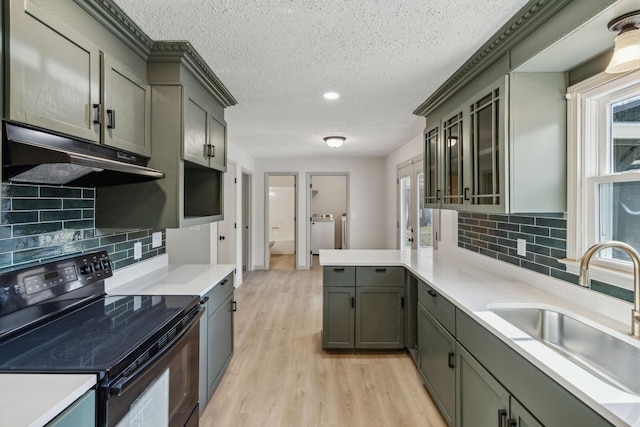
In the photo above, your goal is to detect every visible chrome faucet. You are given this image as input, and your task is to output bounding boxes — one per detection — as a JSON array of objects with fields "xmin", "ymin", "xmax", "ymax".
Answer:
[{"xmin": 579, "ymin": 240, "xmax": 640, "ymax": 338}]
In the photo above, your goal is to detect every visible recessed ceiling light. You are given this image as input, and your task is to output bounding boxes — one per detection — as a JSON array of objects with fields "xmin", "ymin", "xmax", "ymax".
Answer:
[{"xmin": 323, "ymin": 92, "xmax": 340, "ymax": 100}]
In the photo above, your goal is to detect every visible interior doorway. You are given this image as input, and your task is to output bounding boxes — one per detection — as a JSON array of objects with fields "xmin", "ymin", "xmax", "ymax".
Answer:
[
  {"xmin": 218, "ymin": 161, "xmax": 237, "ymax": 264},
  {"xmin": 397, "ymin": 156, "xmax": 432, "ymax": 250},
  {"xmin": 242, "ymin": 170, "xmax": 252, "ymax": 272},
  {"xmin": 265, "ymin": 173, "xmax": 297, "ymax": 270},
  {"xmin": 307, "ymin": 173, "xmax": 349, "ymax": 269}
]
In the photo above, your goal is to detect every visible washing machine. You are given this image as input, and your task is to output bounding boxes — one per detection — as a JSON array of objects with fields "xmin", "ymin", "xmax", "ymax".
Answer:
[{"xmin": 311, "ymin": 214, "xmax": 335, "ymax": 255}]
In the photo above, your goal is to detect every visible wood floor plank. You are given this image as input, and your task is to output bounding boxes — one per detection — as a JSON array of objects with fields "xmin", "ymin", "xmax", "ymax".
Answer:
[{"xmin": 200, "ymin": 255, "xmax": 447, "ymax": 426}]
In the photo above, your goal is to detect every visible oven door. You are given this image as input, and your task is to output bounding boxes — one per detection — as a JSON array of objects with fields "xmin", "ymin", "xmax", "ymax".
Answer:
[{"xmin": 99, "ymin": 312, "xmax": 202, "ymax": 427}]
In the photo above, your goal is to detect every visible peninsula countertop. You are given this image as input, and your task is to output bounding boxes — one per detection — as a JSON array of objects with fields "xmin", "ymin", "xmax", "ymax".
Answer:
[{"xmin": 320, "ymin": 249, "xmax": 640, "ymax": 427}]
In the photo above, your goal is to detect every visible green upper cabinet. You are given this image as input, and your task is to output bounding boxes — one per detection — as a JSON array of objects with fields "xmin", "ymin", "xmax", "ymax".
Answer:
[
  {"xmin": 424, "ymin": 72, "xmax": 565, "ymax": 213},
  {"xmin": 6, "ymin": 0, "xmax": 101, "ymax": 142},
  {"xmin": 183, "ymin": 84, "xmax": 227, "ymax": 172},
  {"xmin": 102, "ymin": 54, "xmax": 151, "ymax": 156},
  {"xmin": 5, "ymin": 0, "xmax": 153, "ymax": 157}
]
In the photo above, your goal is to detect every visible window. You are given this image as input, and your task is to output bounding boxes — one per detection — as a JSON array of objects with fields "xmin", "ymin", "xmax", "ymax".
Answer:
[{"xmin": 567, "ymin": 69, "xmax": 640, "ymax": 287}]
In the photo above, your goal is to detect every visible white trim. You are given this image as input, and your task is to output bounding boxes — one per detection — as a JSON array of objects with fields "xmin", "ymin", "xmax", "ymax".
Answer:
[{"xmin": 566, "ymin": 68, "xmax": 640, "ymax": 290}]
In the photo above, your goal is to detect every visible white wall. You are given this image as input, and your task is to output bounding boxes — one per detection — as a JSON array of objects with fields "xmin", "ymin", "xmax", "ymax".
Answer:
[
  {"xmin": 254, "ymin": 157, "xmax": 387, "ymax": 269},
  {"xmin": 268, "ymin": 180, "xmax": 296, "ymax": 254},
  {"xmin": 383, "ymin": 134, "xmax": 423, "ymax": 248}
]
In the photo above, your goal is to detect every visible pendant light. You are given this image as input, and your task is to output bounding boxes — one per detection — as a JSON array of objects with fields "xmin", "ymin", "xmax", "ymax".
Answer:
[
  {"xmin": 606, "ymin": 11, "xmax": 640, "ymax": 74},
  {"xmin": 324, "ymin": 136, "xmax": 346, "ymax": 148}
]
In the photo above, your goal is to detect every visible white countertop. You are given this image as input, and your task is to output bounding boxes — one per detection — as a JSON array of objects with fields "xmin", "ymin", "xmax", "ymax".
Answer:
[
  {"xmin": 0, "ymin": 374, "xmax": 95, "ymax": 427},
  {"xmin": 107, "ymin": 264, "xmax": 235, "ymax": 297},
  {"xmin": 320, "ymin": 249, "xmax": 640, "ymax": 427}
]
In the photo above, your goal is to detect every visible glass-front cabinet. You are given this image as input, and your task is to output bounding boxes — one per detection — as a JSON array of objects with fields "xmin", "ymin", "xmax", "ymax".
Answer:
[{"xmin": 422, "ymin": 73, "xmax": 563, "ymax": 214}]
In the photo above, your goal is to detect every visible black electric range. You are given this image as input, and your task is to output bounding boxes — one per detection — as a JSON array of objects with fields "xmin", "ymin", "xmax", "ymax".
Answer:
[{"xmin": 0, "ymin": 251, "xmax": 203, "ymax": 426}]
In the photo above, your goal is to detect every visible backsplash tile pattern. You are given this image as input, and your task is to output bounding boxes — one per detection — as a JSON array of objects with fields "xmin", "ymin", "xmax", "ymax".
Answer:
[
  {"xmin": 457, "ymin": 212, "xmax": 632, "ymax": 303},
  {"xmin": 0, "ymin": 183, "xmax": 165, "ymax": 271}
]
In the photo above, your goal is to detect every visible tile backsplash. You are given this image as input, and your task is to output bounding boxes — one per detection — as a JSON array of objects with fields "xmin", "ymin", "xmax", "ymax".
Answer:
[
  {"xmin": 0, "ymin": 183, "xmax": 165, "ymax": 271},
  {"xmin": 458, "ymin": 212, "xmax": 633, "ymax": 303}
]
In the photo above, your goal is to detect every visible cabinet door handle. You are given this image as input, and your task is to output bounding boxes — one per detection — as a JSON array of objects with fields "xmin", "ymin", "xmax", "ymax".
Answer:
[
  {"xmin": 232, "ymin": 301, "xmax": 237, "ymax": 312},
  {"xmin": 351, "ymin": 297, "xmax": 355, "ymax": 308},
  {"xmin": 220, "ymin": 279, "xmax": 227, "ymax": 286},
  {"xmin": 436, "ymin": 189, "xmax": 441, "ymax": 201},
  {"xmin": 107, "ymin": 109, "xmax": 116, "ymax": 129},
  {"xmin": 375, "ymin": 268, "xmax": 387, "ymax": 272},
  {"xmin": 93, "ymin": 104, "xmax": 102, "ymax": 125},
  {"xmin": 498, "ymin": 409, "xmax": 508, "ymax": 427},
  {"xmin": 507, "ymin": 419, "xmax": 516, "ymax": 427},
  {"xmin": 401, "ymin": 297, "xmax": 404, "ymax": 308},
  {"xmin": 427, "ymin": 289, "xmax": 437, "ymax": 297},
  {"xmin": 448, "ymin": 352, "xmax": 455, "ymax": 368},
  {"xmin": 206, "ymin": 144, "xmax": 215, "ymax": 158},
  {"xmin": 200, "ymin": 296, "xmax": 209, "ymax": 304},
  {"xmin": 464, "ymin": 187, "xmax": 470, "ymax": 201},
  {"xmin": 333, "ymin": 268, "xmax": 345, "ymax": 272}
]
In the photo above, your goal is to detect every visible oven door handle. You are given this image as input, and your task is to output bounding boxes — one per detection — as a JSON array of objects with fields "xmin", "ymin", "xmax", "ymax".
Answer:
[{"xmin": 105, "ymin": 308, "xmax": 203, "ymax": 397}]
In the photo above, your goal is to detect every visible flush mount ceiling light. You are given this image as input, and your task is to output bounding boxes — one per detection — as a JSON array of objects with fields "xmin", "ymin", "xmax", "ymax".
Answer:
[
  {"xmin": 323, "ymin": 91, "xmax": 340, "ymax": 100},
  {"xmin": 606, "ymin": 10, "xmax": 640, "ymax": 74},
  {"xmin": 324, "ymin": 136, "xmax": 346, "ymax": 148}
]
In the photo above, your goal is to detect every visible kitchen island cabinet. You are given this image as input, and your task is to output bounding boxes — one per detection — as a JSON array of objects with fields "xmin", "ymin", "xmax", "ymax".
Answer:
[
  {"xmin": 46, "ymin": 389, "xmax": 95, "ymax": 427},
  {"xmin": 322, "ymin": 266, "xmax": 404, "ymax": 350}
]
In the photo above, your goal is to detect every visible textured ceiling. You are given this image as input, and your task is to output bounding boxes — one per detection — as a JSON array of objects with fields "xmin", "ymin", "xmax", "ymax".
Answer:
[{"xmin": 114, "ymin": 0, "xmax": 529, "ymax": 159}]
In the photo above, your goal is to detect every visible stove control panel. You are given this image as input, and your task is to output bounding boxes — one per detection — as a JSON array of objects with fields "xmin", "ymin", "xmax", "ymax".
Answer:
[{"xmin": 0, "ymin": 251, "xmax": 113, "ymax": 318}]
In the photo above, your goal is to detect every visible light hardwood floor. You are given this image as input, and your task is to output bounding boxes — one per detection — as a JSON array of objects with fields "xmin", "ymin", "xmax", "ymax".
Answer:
[{"xmin": 200, "ymin": 254, "xmax": 447, "ymax": 426}]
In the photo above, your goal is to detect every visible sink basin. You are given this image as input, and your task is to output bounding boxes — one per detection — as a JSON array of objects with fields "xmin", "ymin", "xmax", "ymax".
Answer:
[{"xmin": 490, "ymin": 306, "xmax": 640, "ymax": 395}]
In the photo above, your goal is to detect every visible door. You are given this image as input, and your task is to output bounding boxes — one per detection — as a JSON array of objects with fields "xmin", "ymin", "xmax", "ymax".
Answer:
[
  {"xmin": 442, "ymin": 110, "xmax": 466, "ymax": 209},
  {"xmin": 424, "ymin": 125, "xmax": 441, "ymax": 208},
  {"xmin": 355, "ymin": 286, "xmax": 404, "ymax": 349},
  {"xmin": 398, "ymin": 159, "xmax": 432, "ymax": 250},
  {"xmin": 419, "ymin": 305, "xmax": 455, "ymax": 425},
  {"xmin": 242, "ymin": 171, "xmax": 252, "ymax": 272},
  {"xmin": 398, "ymin": 164, "xmax": 414, "ymax": 249},
  {"xmin": 103, "ymin": 54, "xmax": 151, "ymax": 156},
  {"xmin": 183, "ymin": 86, "xmax": 210, "ymax": 167},
  {"xmin": 456, "ymin": 344, "xmax": 509, "ymax": 427},
  {"xmin": 218, "ymin": 162, "xmax": 237, "ymax": 264},
  {"xmin": 9, "ymin": 0, "xmax": 101, "ymax": 142},
  {"xmin": 322, "ymin": 286, "xmax": 355, "ymax": 349}
]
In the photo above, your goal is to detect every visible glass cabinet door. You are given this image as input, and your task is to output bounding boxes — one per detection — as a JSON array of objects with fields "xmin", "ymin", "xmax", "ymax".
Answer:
[
  {"xmin": 424, "ymin": 126, "xmax": 440, "ymax": 208},
  {"xmin": 442, "ymin": 111, "xmax": 464, "ymax": 208}
]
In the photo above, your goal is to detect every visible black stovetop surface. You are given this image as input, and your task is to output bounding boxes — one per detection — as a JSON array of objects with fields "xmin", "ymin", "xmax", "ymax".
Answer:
[{"xmin": 0, "ymin": 294, "xmax": 199, "ymax": 379}]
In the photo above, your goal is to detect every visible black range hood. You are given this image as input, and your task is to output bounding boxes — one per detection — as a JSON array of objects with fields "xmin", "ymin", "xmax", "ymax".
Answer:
[{"xmin": 2, "ymin": 120, "xmax": 165, "ymax": 187}]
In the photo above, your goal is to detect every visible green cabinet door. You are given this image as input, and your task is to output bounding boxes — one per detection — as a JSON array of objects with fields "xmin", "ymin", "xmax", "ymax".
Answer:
[
  {"xmin": 322, "ymin": 286, "xmax": 355, "ymax": 349},
  {"xmin": 7, "ymin": 0, "xmax": 101, "ymax": 142},
  {"xmin": 103, "ymin": 54, "xmax": 151, "ymax": 156},
  {"xmin": 207, "ymin": 293, "xmax": 235, "ymax": 399},
  {"xmin": 456, "ymin": 344, "xmax": 509, "ymax": 427},
  {"xmin": 46, "ymin": 389, "xmax": 95, "ymax": 427},
  {"xmin": 208, "ymin": 116, "xmax": 227, "ymax": 171},
  {"xmin": 183, "ymin": 85, "xmax": 210, "ymax": 168},
  {"xmin": 510, "ymin": 397, "xmax": 543, "ymax": 427},
  {"xmin": 355, "ymin": 286, "xmax": 404, "ymax": 349},
  {"xmin": 419, "ymin": 303, "xmax": 455, "ymax": 426}
]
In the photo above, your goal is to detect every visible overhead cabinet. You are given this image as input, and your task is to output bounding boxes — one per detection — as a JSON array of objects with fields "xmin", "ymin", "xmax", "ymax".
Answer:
[
  {"xmin": 96, "ymin": 41, "xmax": 237, "ymax": 229},
  {"xmin": 423, "ymin": 72, "xmax": 566, "ymax": 213},
  {"xmin": 5, "ymin": 0, "xmax": 151, "ymax": 157}
]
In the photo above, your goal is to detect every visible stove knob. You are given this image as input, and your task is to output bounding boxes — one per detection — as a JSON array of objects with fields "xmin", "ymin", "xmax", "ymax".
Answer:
[
  {"xmin": 92, "ymin": 262, "xmax": 102, "ymax": 271},
  {"xmin": 101, "ymin": 259, "xmax": 111, "ymax": 270},
  {"xmin": 80, "ymin": 265, "xmax": 93, "ymax": 275}
]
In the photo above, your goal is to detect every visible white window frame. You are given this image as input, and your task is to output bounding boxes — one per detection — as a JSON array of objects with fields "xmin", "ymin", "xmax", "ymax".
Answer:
[{"xmin": 565, "ymin": 68, "xmax": 640, "ymax": 290}]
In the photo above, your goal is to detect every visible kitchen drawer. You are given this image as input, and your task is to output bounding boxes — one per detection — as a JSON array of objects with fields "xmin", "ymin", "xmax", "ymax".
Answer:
[
  {"xmin": 205, "ymin": 273, "xmax": 234, "ymax": 314},
  {"xmin": 417, "ymin": 280, "xmax": 455, "ymax": 336},
  {"xmin": 356, "ymin": 266, "xmax": 404, "ymax": 287},
  {"xmin": 323, "ymin": 266, "xmax": 355, "ymax": 287}
]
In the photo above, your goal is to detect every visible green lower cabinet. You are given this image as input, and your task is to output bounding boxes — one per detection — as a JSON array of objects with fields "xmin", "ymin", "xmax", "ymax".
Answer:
[
  {"xmin": 456, "ymin": 344, "xmax": 542, "ymax": 427},
  {"xmin": 207, "ymin": 293, "xmax": 234, "ymax": 399},
  {"xmin": 419, "ymin": 303, "xmax": 455, "ymax": 426},
  {"xmin": 355, "ymin": 286, "xmax": 404, "ymax": 349},
  {"xmin": 322, "ymin": 286, "xmax": 355, "ymax": 349},
  {"xmin": 46, "ymin": 389, "xmax": 95, "ymax": 427}
]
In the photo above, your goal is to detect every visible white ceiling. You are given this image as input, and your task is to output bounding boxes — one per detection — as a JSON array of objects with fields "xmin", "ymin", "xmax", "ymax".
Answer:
[{"xmin": 114, "ymin": 0, "xmax": 529, "ymax": 159}]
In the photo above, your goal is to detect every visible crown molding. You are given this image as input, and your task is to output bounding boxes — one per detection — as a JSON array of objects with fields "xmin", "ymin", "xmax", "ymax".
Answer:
[
  {"xmin": 149, "ymin": 41, "xmax": 237, "ymax": 107},
  {"xmin": 413, "ymin": 0, "xmax": 572, "ymax": 117},
  {"xmin": 73, "ymin": 0, "xmax": 153, "ymax": 59}
]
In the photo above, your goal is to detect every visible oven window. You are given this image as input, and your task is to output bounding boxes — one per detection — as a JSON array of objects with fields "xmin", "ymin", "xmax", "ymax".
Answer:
[{"xmin": 116, "ymin": 369, "xmax": 169, "ymax": 427}]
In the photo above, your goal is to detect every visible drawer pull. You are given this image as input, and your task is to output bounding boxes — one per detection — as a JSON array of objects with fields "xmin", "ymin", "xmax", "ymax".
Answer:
[
  {"xmin": 333, "ymin": 268, "xmax": 345, "ymax": 272},
  {"xmin": 375, "ymin": 268, "xmax": 387, "ymax": 272},
  {"xmin": 427, "ymin": 289, "xmax": 437, "ymax": 297},
  {"xmin": 200, "ymin": 296, "xmax": 209, "ymax": 304},
  {"xmin": 448, "ymin": 352, "xmax": 455, "ymax": 368},
  {"xmin": 220, "ymin": 279, "xmax": 227, "ymax": 286},
  {"xmin": 232, "ymin": 301, "xmax": 237, "ymax": 312}
]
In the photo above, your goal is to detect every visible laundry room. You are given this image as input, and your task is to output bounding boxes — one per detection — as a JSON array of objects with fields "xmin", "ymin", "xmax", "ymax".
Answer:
[{"xmin": 310, "ymin": 174, "xmax": 348, "ymax": 255}]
